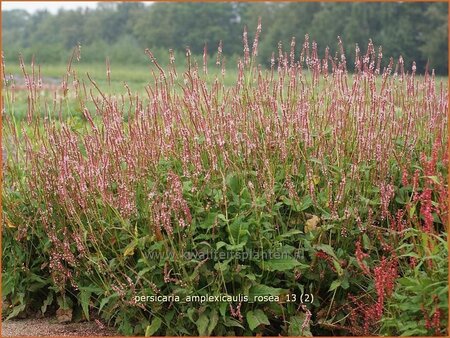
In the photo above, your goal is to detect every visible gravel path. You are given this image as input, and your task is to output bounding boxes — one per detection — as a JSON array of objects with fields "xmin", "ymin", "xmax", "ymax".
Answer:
[{"xmin": 1, "ymin": 318, "xmax": 118, "ymax": 336}]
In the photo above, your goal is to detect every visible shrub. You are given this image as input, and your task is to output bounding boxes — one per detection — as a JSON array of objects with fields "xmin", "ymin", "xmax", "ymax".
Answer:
[{"xmin": 2, "ymin": 24, "xmax": 448, "ymax": 336}]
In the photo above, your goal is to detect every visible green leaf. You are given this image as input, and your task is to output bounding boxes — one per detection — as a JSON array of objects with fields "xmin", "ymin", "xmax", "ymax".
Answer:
[
  {"xmin": 227, "ymin": 173, "xmax": 242, "ymax": 194},
  {"xmin": 80, "ymin": 288, "xmax": 91, "ymax": 321},
  {"xmin": 332, "ymin": 259, "xmax": 344, "ymax": 276},
  {"xmin": 6, "ymin": 303, "xmax": 26, "ymax": 320},
  {"xmin": 315, "ymin": 244, "xmax": 343, "ymax": 275},
  {"xmin": 207, "ymin": 309, "xmax": 219, "ymax": 335},
  {"xmin": 216, "ymin": 241, "xmax": 227, "ymax": 250},
  {"xmin": 98, "ymin": 293, "xmax": 118, "ymax": 313},
  {"xmin": 298, "ymin": 195, "xmax": 313, "ymax": 211},
  {"xmin": 164, "ymin": 309, "xmax": 175, "ymax": 323},
  {"xmin": 225, "ymin": 242, "xmax": 247, "ymax": 251},
  {"xmin": 2, "ymin": 273, "xmax": 14, "ymax": 297},
  {"xmin": 362, "ymin": 233, "xmax": 371, "ymax": 250},
  {"xmin": 315, "ymin": 244, "xmax": 338, "ymax": 260},
  {"xmin": 217, "ymin": 213, "xmax": 228, "ymax": 222},
  {"xmin": 228, "ymin": 216, "xmax": 248, "ymax": 244},
  {"xmin": 57, "ymin": 295, "xmax": 73, "ymax": 310},
  {"xmin": 187, "ymin": 308, "xmax": 196, "ymax": 323},
  {"xmin": 403, "ymin": 328, "xmax": 428, "ymax": 336},
  {"xmin": 409, "ymin": 203, "xmax": 417, "ymax": 218},
  {"xmin": 360, "ymin": 196, "xmax": 379, "ymax": 206},
  {"xmin": 288, "ymin": 314, "xmax": 312, "ymax": 336},
  {"xmin": 214, "ymin": 258, "xmax": 232, "ymax": 272},
  {"xmin": 261, "ymin": 258, "xmax": 306, "ymax": 271},
  {"xmin": 223, "ymin": 317, "xmax": 245, "ymax": 329},
  {"xmin": 219, "ymin": 302, "xmax": 227, "ymax": 318},
  {"xmin": 145, "ymin": 317, "xmax": 162, "ymax": 336},
  {"xmin": 246, "ymin": 309, "xmax": 270, "ymax": 331},
  {"xmin": 199, "ymin": 213, "xmax": 217, "ymax": 229},
  {"xmin": 249, "ymin": 284, "xmax": 284, "ymax": 299},
  {"xmin": 425, "ymin": 175, "xmax": 440, "ymax": 184},
  {"xmin": 277, "ymin": 229, "xmax": 303, "ymax": 240},
  {"xmin": 196, "ymin": 313, "xmax": 209, "ymax": 336},
  {"xmin": 41, "ymin": 292, "xmax": 54, "ymax": 315},
  {"xmin": 329, "ymin": 280, "xmax": 341, "ymax": 291},
  {"xmin": 27, "ymin": 274, "xmax": 50, "ymax": 291},
  {"xmin": 246, "ymin": 273, "xmax": 256, "ymax": 281},
  {"xmin": 341, "ymin": 274, "xmax": 350, "ymax": 289},
  {"xmin": 281, "ymin": 196, "xmax": 293, "ymax": 206},
  {"xmin": 123, "ymin": 240, "xmax": 138, "ymax": 257}
]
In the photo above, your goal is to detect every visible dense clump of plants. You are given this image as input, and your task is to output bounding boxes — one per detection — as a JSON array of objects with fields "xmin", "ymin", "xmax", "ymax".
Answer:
[{"xmin": 2, "ymin": 23, "xmax": 448, "ymax": 336}]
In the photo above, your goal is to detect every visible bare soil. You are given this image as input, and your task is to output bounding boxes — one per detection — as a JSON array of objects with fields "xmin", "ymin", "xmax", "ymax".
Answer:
[{"xmin": 1, "ymin": 317, "xmax": 118, "ymax": 336}]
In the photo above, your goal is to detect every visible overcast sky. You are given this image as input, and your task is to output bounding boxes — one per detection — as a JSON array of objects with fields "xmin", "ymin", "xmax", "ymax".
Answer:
[{"xmin": 3, "ymin": 2, "xmax": 100, "ymax": 13}]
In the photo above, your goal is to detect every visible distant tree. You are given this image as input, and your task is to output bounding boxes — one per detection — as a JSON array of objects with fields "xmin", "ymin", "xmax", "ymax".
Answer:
[
  {"xmin": 56, "ymin": 9, "xmax": 86, "ymax": 48},
  {"xmin": 2, "ymin": 9, "xmax": 29, "ymax": 30},
  {"xmin": 132, "ymin": 3, "xmax": 239, "ymax": 55},
  {"xmin": 258, "ymin": 2, "xmax": 322, "ymax": 64},
  {"xmin": 418, "ymin": 2, "xmax": 448, "ymax": 74},
  {"xmin": 131, "ymin": 4, "xmax": 177, "ymax": 50},
  {"xmin": 1, "ymin": 2, "xmax": 447, "ymax": 74},
  {"xmin": 376, "ymin": 3, "xmax": 429, "ymax": 71},
  {"xmin": 2, "ymin": 9, "xmax": 30, "ymax": 55}
]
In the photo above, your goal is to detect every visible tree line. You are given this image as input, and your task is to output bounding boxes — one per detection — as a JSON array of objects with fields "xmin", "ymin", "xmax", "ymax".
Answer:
[{"xmin": 2, "ymin": 2, "xmax": 448, "ymax": 74}]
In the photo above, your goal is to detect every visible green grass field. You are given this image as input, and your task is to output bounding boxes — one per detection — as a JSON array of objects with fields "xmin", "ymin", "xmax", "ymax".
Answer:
[{"xmin": 4, "ymin": 59, "xmax": 447, "ymax": 122}]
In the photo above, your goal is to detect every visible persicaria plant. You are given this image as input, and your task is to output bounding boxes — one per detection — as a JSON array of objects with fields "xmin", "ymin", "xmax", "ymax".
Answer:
[{"xmin": 2, "ymin": 20, "xmax": 448, "ymax": 336}]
